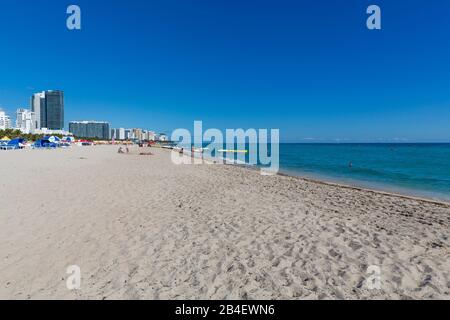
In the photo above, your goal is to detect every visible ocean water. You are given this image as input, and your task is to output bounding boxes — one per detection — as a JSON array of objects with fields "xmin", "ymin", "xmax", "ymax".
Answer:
[
  {"xmin": 276, "ymin": 143, "xmax": 450, "ymax": 201},
  {"xmin": 195, "ymin": 143, "xmax": 450, "ymax": 201}
]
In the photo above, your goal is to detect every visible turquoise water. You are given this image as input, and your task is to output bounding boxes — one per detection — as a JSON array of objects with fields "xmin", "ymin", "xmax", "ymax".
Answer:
[
  {"xmin": 194, "ymin": 143, "xmax": 450, "ymax": 201},
  {"xmin": 277, "ymin": 143, "xmax": 450, "ymax": 201}
]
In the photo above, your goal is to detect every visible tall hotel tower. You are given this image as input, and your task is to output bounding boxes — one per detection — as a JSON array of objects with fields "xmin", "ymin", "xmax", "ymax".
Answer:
[{"xmin": 31, "ymin": 90, "xmax": 64, "ymax": 130}]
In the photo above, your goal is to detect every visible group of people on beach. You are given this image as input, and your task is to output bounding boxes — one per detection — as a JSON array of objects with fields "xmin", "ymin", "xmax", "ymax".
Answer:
[
  {"xmin": 118, "ymin": 144, "xmax": 155, "ymax": 156},
  {"xmin": 118, "ymin": 146, "xmax": 129, "ymax": 154}
]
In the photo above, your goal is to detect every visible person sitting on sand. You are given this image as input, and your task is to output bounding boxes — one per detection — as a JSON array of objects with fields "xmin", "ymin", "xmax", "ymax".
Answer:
[{"xmin": 118, "ymin": 147, "xmax": 124, "ymax": 154}]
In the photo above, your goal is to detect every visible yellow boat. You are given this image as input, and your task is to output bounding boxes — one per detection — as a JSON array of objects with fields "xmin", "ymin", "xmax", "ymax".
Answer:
[{"xmin": 218, "ymin": 149, "xmax": 248, "ymax": 154}]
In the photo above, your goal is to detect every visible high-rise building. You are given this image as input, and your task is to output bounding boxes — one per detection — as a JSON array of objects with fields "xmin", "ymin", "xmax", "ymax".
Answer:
[
  {"xmin": 118, "ymin": 128, "xmax": 125, "ymax": 140},
  {"xmin": 111, "ymin": 128, "xmax": 127, "ymax": 140},
  {"xmin": 16, "ymin": 109, "xmax": 36, "ymax": 134},
  {"xmin": 30, "ymin": 92, "xmax": 45, "ymax": 130},
  {"xmin": 111, "ymin": 128, "xmax": 155, "ymax": 141},
  {"xmin": 31, "ymin": 90, "xmax": 64, "ymax": 130},
  {"xmin": 69, "ymin": 121, "xmax": 110, "ymax": 140},
  {"xmin": 132, "ymin": 128, "xmax": 143, "ymax": 141},
  {"xmin": 142, "ymin": 130, "xmax": 156, "ymax": 141},
  {"xmin": 147, "ymin": 131, "xmax": 156, "ymax": 141},
  {"xmin": 45, "ymin": 90, "xmax": 64, "ymax": 130},
  {"xmin": 0, "ymin": 109, "xmax": 12, "ymax": 130},
  {"xmin": 125, "ymin": 129, "xmax": 132, "ymax": 140}
]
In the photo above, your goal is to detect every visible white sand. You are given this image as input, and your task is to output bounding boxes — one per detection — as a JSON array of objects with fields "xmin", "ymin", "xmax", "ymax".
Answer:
[{"xmin": 0, "ymin": 146, "xmax": 449, "ymax": 299}]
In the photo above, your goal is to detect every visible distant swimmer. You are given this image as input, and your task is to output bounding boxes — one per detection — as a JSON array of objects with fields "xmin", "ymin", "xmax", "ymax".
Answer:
[{"xmin": 349, "ymin": 161, "xmax": 353, "ymax": 168}]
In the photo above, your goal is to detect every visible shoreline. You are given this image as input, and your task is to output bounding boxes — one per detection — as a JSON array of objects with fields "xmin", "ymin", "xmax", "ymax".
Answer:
[
  {"xmin": 183, "ymin": 149, "xmax": 450, "ymax": 207},
  {"xmin": 276, "ymin": 171, "xmax": 450, "ymax": 208}
]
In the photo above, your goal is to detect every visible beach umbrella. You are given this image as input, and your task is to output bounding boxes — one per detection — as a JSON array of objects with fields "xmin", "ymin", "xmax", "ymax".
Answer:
[{"xmin": 48, "ymin": 136, "xmax": 59, "ymax": 143}]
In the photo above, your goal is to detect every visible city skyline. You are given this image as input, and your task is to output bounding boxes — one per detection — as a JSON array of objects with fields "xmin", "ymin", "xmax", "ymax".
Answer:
[
  {"xmin": 0, "ymin": 96, "xmax": 165, "ymax": 142},
  {"xmin": 1, "ymin": 1, "xmax": 450, "ymax": 142}
]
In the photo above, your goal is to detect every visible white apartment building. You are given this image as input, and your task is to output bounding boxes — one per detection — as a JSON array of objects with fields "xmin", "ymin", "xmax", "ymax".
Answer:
[
  {"xmin": 16, "ymin": 108, "xmax": 36, "ymax": 134},
  {"xmin": 118, "ymin": 128, "xmax": 125, "ymax": 140},
  {"xmin": 147, "ymin": 131, "xmax": 156, "ymax": 141},
  {"xmin": 111, "ymin": 128, "xmax": 126, "ymax": 140},
  {"xmin": 31, "ymin": 92, "xmax": 46, "ymax": 129},
  {"xmin": 111, "ymin": 128, "xmax": 155, "ymax": 141},
  {"xmin": 125, "ymin": 129, "xmax": 132, "ymax": 140},
  {"xmin": 0, "ymin": 109, "xmax": 12, "ymax": 130}
]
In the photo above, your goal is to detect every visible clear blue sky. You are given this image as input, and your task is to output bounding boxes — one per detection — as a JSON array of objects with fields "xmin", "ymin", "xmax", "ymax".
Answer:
[{"xmin": 0, "ymin": 0, "xmax": 449, "ymax": 142}]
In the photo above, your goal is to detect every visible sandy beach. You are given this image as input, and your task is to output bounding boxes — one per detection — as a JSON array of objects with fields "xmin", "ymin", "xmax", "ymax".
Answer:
[{"xmin": 0, "ymin": 145, "xmax": 449, "ymax": 300}]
